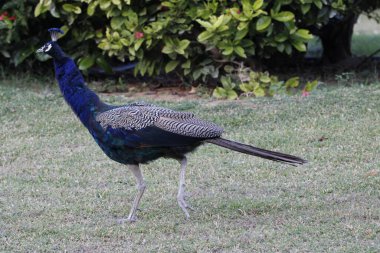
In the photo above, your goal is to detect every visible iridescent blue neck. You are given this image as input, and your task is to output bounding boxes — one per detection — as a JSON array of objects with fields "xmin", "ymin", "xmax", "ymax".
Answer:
[{"xmin": 54, "ymin": 57, "xmax": 105, "ymax": 127}]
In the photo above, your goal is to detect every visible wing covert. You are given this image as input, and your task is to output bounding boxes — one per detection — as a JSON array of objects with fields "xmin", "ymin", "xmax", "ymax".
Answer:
[{"xmin": 95, "ymin": 103, "xmax": 223, "ymax": 138}]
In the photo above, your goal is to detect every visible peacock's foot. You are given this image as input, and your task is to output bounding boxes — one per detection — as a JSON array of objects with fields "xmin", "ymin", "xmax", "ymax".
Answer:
[
  {"xmin": 177, "ymin": 192, "xmax": 194, "ymax": 219},
  {"xmin": 116, "ymin": 215, "xmax": 138, "ymax": 224}
]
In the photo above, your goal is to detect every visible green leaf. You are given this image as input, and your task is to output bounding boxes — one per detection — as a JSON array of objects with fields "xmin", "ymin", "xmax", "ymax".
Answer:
[
  {"xmin": 226, "ymin": 89, "xmax": 238, "ymax": 100},
  {"xmin": 224, "ymin": 65, "xmax": 234, "ymax": 73},
  {"xmin": 134, "ymin": 39, "xmax": 144, "ymax": 51},
  {"xmin": 213, "ymin": 15, "xmax": 225, "ymax": 29},
  {"xmin": 239, "ymin": 83, "xmax": 254, "ymax": 93},
  {"xmin": 60, "ymin": 25, "xmax": 69, "ymax": 36},
  {"xmin": 192, "ymin": 69, "xmax": 203, "ymax": 80},
  {"xmin": 111, "ymin": 17, "xmax": 124, "ymax": 29},
  {"xmin": 285, "ymin": 77, "xmax": 299, "ymax": 88},
  {"xmin": 96, "ymin": 57, "xmax": 113, "ymax": 74},
  {"xmin": 274, "ymin": 33, "xmax": 288, "ymax": 42},
  {"xmin": 305, "ymin": 80, "xmax": 319, "ymax": 92},
  {"xmin": 253, "ymin": 0, "xmax": 264, "ymax": 11},
  {"xmin": 34, "ymin": 0, "xmax": 51, "ymax": 17},
  {"xmin": 259, "ymin": 75, "xmax": 271, "ymax": 83},
  {"xmin": 87, "ymin": 1, "xmax": 98, "ymax": 16},
  {"xmin": 294, "ymin": 29, "xmax": 313, "ymax": 40},
  {"xmin": 62, "ymin": 4, "xmax": 81, "ymax": 14},
  {"xmin": 112, "ymin": 32, "xmax": 120, "ymax": 40},
  {"xmin": 112, "ymin": 0, "xmax": 121, "ymax": 5},
  {"xmin": 197, "ymin": 31, "xmax": 213, "ymax": 43},
  {"xmin": 181, "ymin": 60, "xmax": 191, "ymax": 69},
  {"xmin": 165, "ymin": 60, "xmax": 180, "ymax": 73},
  {"xmin": 34, "ymin": 1, "xmax": 43, "ymax": 17},
  {"xmin": 174, "ymin": 48, "xmax": 185, "ymax": 55},
  {"xmin": 78, "ymin": 56, "xmax": 95, "ymax": 70},
  {"xmin": 148, "ymin": 62, "xmax": 155, "ymax": 76},
  {"xmin": 314, "ymin": 0, "xmax": 323, "ymax": 9},
  {"xmin": 256, "ymin": 16, "xmax": 271, "ymax": 31},
  {"xmin": 253, "ymin": 87, "xmax": 265, "ymax": 97},
  {"xmin": 272, "ymin": 11, "xmax": 294, "ymax": 22},
  {"xmin": 240, "ymin": 39, "xmax": 254, "ymax": 48},
  {"xmin": 162, "ymin": 45, "xmax": 174, "ymax": 54},
  {"xmin": 196, "ymin": 19, "xmax": 213, "ymax": 29},
  {"xmin": 120, "ymin": 38, "xmax": 130, "ymax": 46},
  {"xmin": 237, "ymin": 22, "xmax": 249, "ymax": 31},
  {"xmin": 49, "ymin": 2, "xmax": 60, "ymax": 18},
  {"xmin": 220, "ymin": 76, "xmax": 233, "ymax": 89},
  {"xmin": 179, "ymin": 39, "xmax": 190, "ymax": 50},
  {"xmin": 98, "ymin": 41, "xmax": 110, "ymax": 50},
  {"xmin": 234, "ymin": 46, "xmax": 247, "ymax": 58},
  {"xmin": 291, "ymin": 40, "xmax": 307, "ymax": 52},
  {"xmin": 14, "ymin": 46, "xmax": 35, "ymax": 66},
  {"xmin": 234, "ymin": 27, "xmax": 248, "ymax": 41},
  {"xmin": 230, "ymin": 8, "xmax": 249, "ymax": 21},
  {"xmin": 277, "ymin": 43, "xmax": 285, "ymax": 52},
  {"xmin": 162, "ymin": 1, "xmax": 174, "ymax": 8},
  {"xmin": 99, "ymin": 0, "xmax": 111, "ymax": 10},
  {"xmin": 222, "ymin": 47, "xmax": 234, "ymax": 55},
  {"xmin": 213, "ymin": 87, "xmax": 227, "ymax": 99},
  {"xmin": 285, "ymin": 44, "xmax": 292, "ymax": 55},
  {"xmin": 301, "ymin": 4, "xmax": 311, "ymax": 14},
  {"xmin": 184, "ymin": 69, "xmax": 191, "ymax": 76},
  {"xmin": 0, "ymin": 50, "xmax": 10, "ymax": 58}
]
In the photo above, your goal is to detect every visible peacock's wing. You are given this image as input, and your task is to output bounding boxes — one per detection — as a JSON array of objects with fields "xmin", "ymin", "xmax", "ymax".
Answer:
[{"xmin": 95, "ymin": 103, "xmax": 223, "ymax": 146}]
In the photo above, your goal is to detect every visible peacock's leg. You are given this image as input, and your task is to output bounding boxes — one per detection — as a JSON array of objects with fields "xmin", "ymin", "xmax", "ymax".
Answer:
[
  {"xmin": 177, "ymin": 156, "xmax": 193, "ymax": 219},
  {"xmin": 126, "ymin": 164, "xmax": 146, "ymax": 222}
]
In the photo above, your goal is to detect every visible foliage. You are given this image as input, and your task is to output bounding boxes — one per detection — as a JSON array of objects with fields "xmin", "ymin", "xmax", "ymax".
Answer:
[
  {"xmin": 85, "ymin": 0, "xmax": 318, "ymax": 81},
  {"xmin": 212, "ymin": 63, "xmax": 318, "ymax": 99},
  {"xmin": 212, "ymin": 76, "xmax": 238, "ymax": 100},
  {"xmin": 0, "ymin": 1, "xmax": 41, "ymax": 66},
  {"xmin": 0, "ymin": 0, "xmax": 378, "ymax": 93}
]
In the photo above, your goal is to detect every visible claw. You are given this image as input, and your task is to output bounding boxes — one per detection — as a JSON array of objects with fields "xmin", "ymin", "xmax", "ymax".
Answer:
[
  {"xmin": 117, "ymin": 216, "xmax": 137, "ymax": 224},
  {"xmin": 177, "ymin": 196, "xmax": 190, "ymax": 219},
  {"xmin": 127, "ymin": 215, "xmax": 137, "ymax": 222}
]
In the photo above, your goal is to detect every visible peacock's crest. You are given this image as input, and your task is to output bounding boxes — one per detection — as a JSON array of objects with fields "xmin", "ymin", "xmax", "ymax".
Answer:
[
  {"xmin": 48, "ymin": 28, "xmax": 64, "ymax": 41},
  {"xmin": 36, "ymin": 28, "xmax": 65, "ymax": 57}
]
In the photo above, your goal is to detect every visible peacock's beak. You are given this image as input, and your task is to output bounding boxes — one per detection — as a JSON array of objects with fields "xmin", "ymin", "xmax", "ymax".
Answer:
[{"xmin": 36, "ymin": 46, "xmax": 44, "ymax": 53}]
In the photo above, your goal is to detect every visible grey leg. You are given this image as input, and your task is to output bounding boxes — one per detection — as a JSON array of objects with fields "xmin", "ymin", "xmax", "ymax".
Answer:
[
  {"xmin": 177, "ymin": 156, "xmax": 193, "ymax": 219},
  {"xmin": 126, "ymin": 164, "xmax": 146, "ymax": 222}
]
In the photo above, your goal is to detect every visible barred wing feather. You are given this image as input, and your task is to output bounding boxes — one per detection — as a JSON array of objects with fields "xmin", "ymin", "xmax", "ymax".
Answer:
[
  {"xmin": 96, "ymin": 105, "xmax": 223, "ymax": 138},
  {"xmin": 155, "ymin": 117, "xmax": 222, "ymax": 138}
]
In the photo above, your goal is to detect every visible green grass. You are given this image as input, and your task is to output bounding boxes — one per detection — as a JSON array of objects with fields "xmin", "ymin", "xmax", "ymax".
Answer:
[
  {"xmin": 0, "ymin": 77, "xmax": 379, "ymax": 252},
  {"xmin": 351, "ymin": 34, "xmax": 380, "ymax": 57}
]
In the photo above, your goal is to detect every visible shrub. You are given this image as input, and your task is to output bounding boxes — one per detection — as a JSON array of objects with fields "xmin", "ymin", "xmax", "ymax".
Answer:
[
  {"xmin": 1, "ymin": 0, "xmax": 370, "ymax": 96},
  {"xmin": 0, "ymin": 1, "xmax": 41, "ymax": 66}
]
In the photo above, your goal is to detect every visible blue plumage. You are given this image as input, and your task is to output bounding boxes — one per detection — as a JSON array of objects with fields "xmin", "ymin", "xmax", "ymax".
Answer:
[{"xmin": 37, "ymin": 28, "xmax": 306, "ymax": 221}]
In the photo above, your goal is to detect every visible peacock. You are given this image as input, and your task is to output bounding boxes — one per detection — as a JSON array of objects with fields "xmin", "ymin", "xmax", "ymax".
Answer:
[{"xmin": 37, "ymin": 28, "xmax": 307, "ymax": 222}]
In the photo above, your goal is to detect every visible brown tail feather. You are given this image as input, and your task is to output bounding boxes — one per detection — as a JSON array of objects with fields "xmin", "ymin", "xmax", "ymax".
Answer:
[{"xmin": 206, "ymin": 138, "xmax": 307, "ymax": 166}]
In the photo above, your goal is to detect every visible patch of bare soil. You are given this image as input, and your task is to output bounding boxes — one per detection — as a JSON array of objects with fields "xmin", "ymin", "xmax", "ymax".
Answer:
[
  {"xmin": 100, "ymin": 85, "xmax": 205, "ymax": 102},
  {"xmin": 124, "ymin": 86, "xmax": 202, "ymax": 101}
]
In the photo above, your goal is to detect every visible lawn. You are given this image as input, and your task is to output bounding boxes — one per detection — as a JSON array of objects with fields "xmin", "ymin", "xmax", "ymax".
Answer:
[{"xmin": 0, "ymin": 77, "xmax": 379, "ymax": 252}]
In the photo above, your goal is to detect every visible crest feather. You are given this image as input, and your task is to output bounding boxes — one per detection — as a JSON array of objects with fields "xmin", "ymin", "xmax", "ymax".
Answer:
[{"xmin": 48, "ymin": 28, "xmax": 64, "ymax": 42}]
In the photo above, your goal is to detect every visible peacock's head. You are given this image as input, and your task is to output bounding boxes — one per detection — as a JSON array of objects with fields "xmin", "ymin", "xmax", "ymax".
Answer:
[{"xmin": 36, "ymin": 28, "xmax": 65, "ymax": 58}]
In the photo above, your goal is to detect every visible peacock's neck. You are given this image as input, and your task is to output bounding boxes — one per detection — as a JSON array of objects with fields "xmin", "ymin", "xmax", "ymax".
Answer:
[{"xmin": 54, "ymin": 57, "xmax": 106, "ymax": 127}]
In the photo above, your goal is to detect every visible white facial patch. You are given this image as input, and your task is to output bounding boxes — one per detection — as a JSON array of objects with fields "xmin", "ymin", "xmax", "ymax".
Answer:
[{"xmin": 44, "ymin": 44, "xmax": 52, "ymax": 52}]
